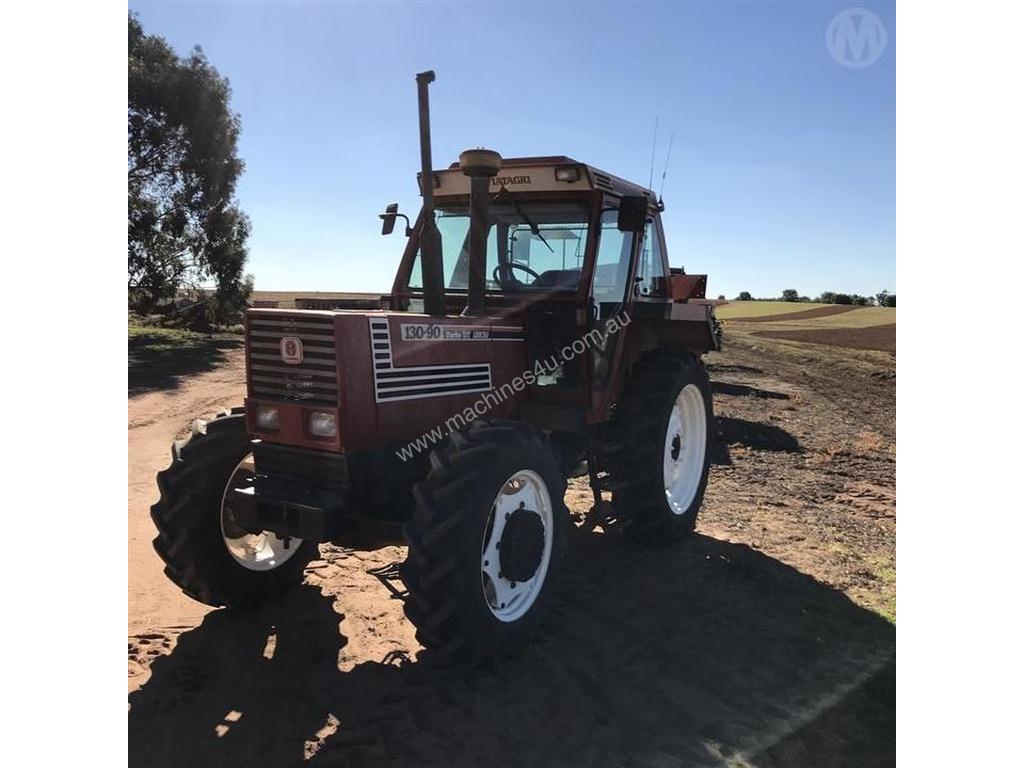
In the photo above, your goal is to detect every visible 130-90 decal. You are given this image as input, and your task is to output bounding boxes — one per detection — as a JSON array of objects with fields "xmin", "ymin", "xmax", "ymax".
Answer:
[
  {"xmin": 400, "ymin": 324, "xmax": 490, "ymax": 341},
  {"xmin": 370, "ymin": 318, "xmax": 492, "ymax": 403}
]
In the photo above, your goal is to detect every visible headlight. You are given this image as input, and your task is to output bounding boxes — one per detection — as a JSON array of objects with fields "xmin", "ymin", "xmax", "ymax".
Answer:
[
  {"xmin": 309, "ymin": 411, "xmax": 337, "ymax": 438},
  {"xmin": 256, "ymin": 406, "xmax": 279, "ymax": 431}
]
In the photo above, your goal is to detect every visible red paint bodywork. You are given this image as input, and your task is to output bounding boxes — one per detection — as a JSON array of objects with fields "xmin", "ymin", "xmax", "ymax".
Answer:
[
  {"xmin": 243, "ymin": 156, "xmax": 720, "ymax": 457},
  {"xmin": 245, "ymin": 311, "xmax": 528, "ymax": 453}
]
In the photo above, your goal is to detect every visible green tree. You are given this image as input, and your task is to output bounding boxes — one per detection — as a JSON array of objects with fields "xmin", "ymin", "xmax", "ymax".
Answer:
[
  {"xmin": 817, "ymin": 291, "xmax": 836, "ymax": 304},
  {"xmin": 736, "ymin": 291, "xmax": 753, "ymax": 301},
  {"xmin": 781, "ymin": 288, "xmax": 799, "ymax": 302},
  {"xmin": 128, "ymin": 13, "xmax": 251, "ymax": 324}
]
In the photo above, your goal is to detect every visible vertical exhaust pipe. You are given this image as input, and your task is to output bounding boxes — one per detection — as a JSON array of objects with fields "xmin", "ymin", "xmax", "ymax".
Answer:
[
  {"xmin": 459, "ymin": 148, "xmax": 501, "ymax": 316},
  {"xmin": 415, "ymin": 71, "xmax": 446, "ymax": 316}
]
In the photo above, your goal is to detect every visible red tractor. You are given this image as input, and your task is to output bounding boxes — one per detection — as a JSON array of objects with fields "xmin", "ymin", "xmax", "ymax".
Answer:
[{"xmin": 152, "ymin": 71, "xmax": 720, "ymax": 663}]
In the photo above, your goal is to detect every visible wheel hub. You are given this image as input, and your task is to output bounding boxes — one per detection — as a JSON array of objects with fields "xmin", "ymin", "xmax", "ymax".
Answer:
[
  {"xmin": 480, "ymin": 469, "xmax": 554, "ymax": 623},
  {"xmin": 498, "ymin": 508, "xmax": 545, "ymax": 583},
  {"xmin": 220, "ymin": 455, "xmax": 303, "ymax": 572}
]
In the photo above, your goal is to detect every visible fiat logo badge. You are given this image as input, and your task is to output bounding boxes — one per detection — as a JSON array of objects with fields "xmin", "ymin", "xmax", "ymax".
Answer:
[{"xmin": 280, "ymin": 336, "xmax": 303, "ymax": 364}]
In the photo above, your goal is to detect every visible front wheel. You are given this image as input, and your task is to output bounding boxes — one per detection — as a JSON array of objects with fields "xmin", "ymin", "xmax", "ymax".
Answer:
[
  {"xmin": 150, "ymin": 408, "xmax": 318, "ymax": 607},
  {"xmin": 400, "ymin": 420, "xmax": 568, "ymax": 664}
]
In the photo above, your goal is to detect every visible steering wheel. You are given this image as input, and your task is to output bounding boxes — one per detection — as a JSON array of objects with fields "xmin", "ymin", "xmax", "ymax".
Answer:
[{"xmin": 493, "ymin": 261, "xmax": 541, "ymax": 286}]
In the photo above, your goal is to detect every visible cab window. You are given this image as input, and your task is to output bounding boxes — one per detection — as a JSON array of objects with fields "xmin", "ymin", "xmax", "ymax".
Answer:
[
  {"xmin": 591, "ymin": 209, "xmax": 632, "ymax": 306},
  {"xmin": 590, "ymin": 208, "xmax": 636, "ymax": 387},
  {"xmin": 408, "ymin": 201, "xmax": 591, "ymax": 292},
  {"xmin": 637, "ymin": 219, "xmax": 667, "ymax": 297}
]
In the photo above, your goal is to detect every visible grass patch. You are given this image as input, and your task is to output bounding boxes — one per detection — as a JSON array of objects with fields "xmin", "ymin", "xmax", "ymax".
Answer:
[
  {"xmin": 863, "ymin": 554, "xmax": 897, "ymax": 624},
  {"xmin": 876, "ymin": 594, "xmax": 897, "ymax": 624},
  {"xmin": 128, "ymin": 326, "xmax": 209, "ymax": 348},
  {"xmin": 128, "ymin": 325, "xmax": 243, "ymax": 395},
  {"xmin": 755, "ymin": 306, "xmax": 897, "ymax": 330},
  {"xmin": 716, "ymin": 301, "xmax": 828, "ymax": 319}
]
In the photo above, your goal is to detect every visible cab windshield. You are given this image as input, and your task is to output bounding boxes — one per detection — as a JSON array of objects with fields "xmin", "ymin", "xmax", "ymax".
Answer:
[{"xmin": 408, "ymin": 200, "xmax": 591, "ymax": 293}]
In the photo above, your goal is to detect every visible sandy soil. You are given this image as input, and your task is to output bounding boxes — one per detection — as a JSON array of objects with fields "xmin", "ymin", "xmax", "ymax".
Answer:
[
  {"xmin": 128, "ymin": 345, "xmax": 247, "ymax": 633},
  {"xmin": 128, "ymin": 330, "xmax": 895, "ymax": 767}
]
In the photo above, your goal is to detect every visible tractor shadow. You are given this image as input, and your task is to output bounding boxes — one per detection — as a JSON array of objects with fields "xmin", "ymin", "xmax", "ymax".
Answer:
[
  {"xmin": 712, "ymin": 416, "xmax": 803, "ymax": 466},
  {"xmin": 711, "ymin": 381, "xmax": 790, "ymax": 400},
  {"xmin": 128, "ymin": 331, "xmax": 243, "ymax": 396},
  {"xmin": 128, "ymin": 533, "xmax": 895, "ymax": 768}
]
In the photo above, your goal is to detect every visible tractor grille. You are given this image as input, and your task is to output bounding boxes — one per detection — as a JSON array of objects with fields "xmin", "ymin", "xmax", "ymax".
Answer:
[
  {"xmin": 253, "ymin": 442, "xmax": 349, "ymax": 508},
  {"xmin": 247, "ymin": 314, "xmax": 338, "ymax": 406}
]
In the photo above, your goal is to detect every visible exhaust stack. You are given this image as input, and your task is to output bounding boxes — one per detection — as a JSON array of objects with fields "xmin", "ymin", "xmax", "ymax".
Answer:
[
  {"xmin": 459, "ymin": 148, "xmax": 501, "ymax": 316},
  {"xmin": 415, "ymin": 70, "xmax": 446, "ymax": 316}
]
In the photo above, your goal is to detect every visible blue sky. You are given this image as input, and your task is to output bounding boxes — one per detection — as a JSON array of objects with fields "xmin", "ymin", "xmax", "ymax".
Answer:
[{"xmin": 129, "ymin": 1, "xmax": 895, "ymax": 300}]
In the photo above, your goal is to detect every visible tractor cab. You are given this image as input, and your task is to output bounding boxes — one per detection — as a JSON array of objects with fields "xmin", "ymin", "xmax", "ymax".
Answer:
[{"xmin": 384, "ymin": 155, "xmax": 709, "ymax": 426}]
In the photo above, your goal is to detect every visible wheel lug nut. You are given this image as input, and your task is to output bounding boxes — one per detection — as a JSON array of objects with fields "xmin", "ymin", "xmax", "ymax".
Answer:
[{"xmin": 510, "ymin": 582, "xmax": 516, "ymax": 588}]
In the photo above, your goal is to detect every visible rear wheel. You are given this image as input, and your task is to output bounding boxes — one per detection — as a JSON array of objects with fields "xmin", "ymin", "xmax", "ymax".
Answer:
[
  {"xmin": 151, "ymin": 408, "xmax": 318, "ymax": 607},
  {"xmin": 611, "ymin": 350, "xmax": 714, "ymax": 542},
  {"xmin": 400, "ymin": 420, "xmax": 567, "ymax": 664}
]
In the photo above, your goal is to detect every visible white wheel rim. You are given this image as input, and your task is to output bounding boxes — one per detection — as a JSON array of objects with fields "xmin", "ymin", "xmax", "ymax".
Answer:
[
  {"xmin": 663, "ymin": 383, "xmax": 707, "ymax": 515},
  {"xmin": 220, "ymin": 455, "xmax": 303, "ymax": 572},
  {"xmin": 480, "ymin": 469, "xmax": 554, "ymax": 623}
]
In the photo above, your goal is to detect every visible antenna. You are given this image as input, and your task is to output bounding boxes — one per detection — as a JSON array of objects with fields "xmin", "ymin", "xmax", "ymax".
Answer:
[
  {"xmin": 647, "ymin": 116, "xmax": 659, "ymax": 191},
  {"xmin": 658, "ymin": 132, "xmax": 675, "ymax": 199}
]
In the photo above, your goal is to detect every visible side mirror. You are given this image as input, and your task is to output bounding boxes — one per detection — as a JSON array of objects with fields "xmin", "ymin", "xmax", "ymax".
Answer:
[
  {"xmin": 617, "ymin": 195, "xmax": 649, "ymax": 232},
  {"xmin": 379, "ymin": 203, "xmax": 399, "ymax": 236}
]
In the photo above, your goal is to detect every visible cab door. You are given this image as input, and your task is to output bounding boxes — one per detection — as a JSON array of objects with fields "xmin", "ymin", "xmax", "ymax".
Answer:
[
  {"xmin": 635, "ymin": 215, "xmax": 669, "ymax": 300},
  {"xmin": 588, "ymin": 206, "xmax": 639, "ymax": 389}
]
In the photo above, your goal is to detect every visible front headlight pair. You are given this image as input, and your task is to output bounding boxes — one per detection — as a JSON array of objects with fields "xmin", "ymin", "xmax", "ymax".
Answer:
[{"xmin": 255, "ymin": 406, "xmax": 336, "ymax": 439}]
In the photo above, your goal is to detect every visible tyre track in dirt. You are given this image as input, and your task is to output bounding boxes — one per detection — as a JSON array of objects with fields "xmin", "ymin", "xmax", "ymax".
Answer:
[{"xmin": 128, "ymin": 336, "xmax": 895, "ymax": 767}]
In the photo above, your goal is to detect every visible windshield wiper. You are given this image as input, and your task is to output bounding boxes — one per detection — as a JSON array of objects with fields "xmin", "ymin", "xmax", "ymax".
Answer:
[{"xmin": 493, "ymin": 186, "xmax": 554, "ymax": 253}]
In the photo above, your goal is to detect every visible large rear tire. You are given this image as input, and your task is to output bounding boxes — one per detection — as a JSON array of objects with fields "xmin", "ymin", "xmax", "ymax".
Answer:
[
  {"xmin": 151, "ymin": 408, "xmax": 318, "ymax": 607},
  {"xmin": 611, "ymin": 350, "xmax": 714, "ymax": 543},
  {"xmin": 399, "ymin": 420, "xmax": 568, "ymax": 664}
]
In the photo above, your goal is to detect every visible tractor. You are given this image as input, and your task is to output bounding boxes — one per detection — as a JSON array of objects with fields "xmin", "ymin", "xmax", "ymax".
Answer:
[{"xmin": 151, "ymin": 71, "xmax": 721, "ymax": 663}]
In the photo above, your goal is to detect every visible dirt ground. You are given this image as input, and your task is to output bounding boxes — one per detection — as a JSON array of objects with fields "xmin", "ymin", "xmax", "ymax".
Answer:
[
  {"xmin": 128, "ymin": 328, "xmax": 895, "ymax": 767},
  {"xmin": 753, "ymin": 324, "xmax": 897, "ymax": 353}
]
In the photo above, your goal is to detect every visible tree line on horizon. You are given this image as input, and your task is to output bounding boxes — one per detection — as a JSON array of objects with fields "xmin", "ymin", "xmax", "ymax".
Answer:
[{"xmin": 719, "ymin": 289, "xmax": 895, "ymax": 307}]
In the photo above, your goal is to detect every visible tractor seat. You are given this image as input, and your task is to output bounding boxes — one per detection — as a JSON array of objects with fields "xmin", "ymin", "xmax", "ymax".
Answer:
[{"xmin": 532, "ymin": 269, "xmax": 581, "ymax": 289}]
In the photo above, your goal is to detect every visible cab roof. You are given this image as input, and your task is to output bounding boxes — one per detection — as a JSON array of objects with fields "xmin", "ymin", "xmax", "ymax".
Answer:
[{"xmin": 431, "ymin": 155, "xmax": 656, "ymax": 200}]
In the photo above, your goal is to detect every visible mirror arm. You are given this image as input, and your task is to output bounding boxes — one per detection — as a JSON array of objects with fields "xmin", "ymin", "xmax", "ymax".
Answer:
[{"xmin": 378, "ymin": 211, "xmax": 414, "ymax": 237}]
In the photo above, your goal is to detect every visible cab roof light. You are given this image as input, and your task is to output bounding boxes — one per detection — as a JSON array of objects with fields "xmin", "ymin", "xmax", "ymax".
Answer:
[{"xmin": 554, "ymin": 165, "xmax": 581, "ymax": 183}]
